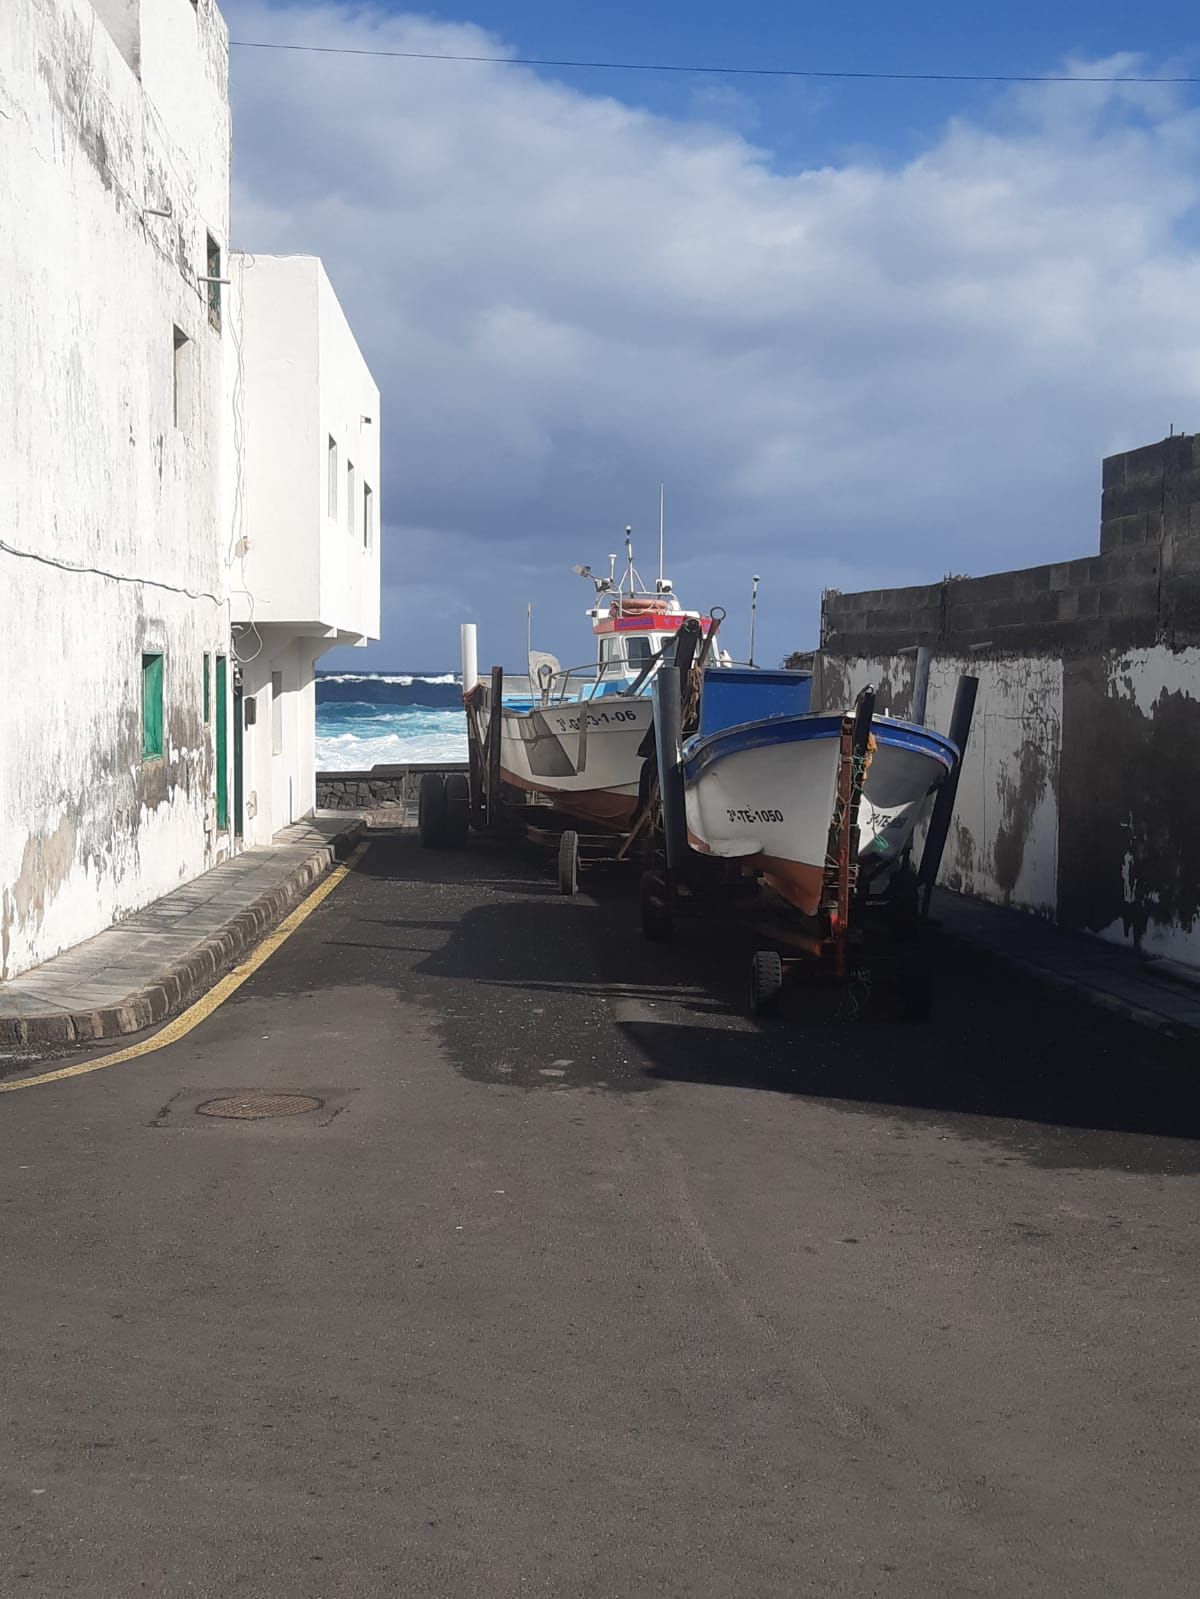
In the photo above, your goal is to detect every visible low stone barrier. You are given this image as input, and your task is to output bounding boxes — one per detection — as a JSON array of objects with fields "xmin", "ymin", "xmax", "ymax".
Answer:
[{"xmin": 317, "ymin": 763, "xmax": 469, "ymax": 811}]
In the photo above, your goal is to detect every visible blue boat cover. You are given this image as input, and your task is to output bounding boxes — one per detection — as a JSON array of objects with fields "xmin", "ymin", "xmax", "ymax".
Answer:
[{"xmin": 698, "ymin": 667, "xmax": 812, "ymax": 738}]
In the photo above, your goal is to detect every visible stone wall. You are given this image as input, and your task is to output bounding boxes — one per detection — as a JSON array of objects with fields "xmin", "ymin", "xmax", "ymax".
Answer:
[
  {"xmin": 816, "ymin": 437, "xmax": 1200, "ymax": 967},
  {"xmin": 317, "ymin": 764, "xmax": 469, "ymax": 811}
]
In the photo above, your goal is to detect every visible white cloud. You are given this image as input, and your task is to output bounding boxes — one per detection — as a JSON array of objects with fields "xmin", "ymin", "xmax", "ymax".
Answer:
[{"xmin": 225, "ymin": 4, "xmax": 1200, "ymax": 666}]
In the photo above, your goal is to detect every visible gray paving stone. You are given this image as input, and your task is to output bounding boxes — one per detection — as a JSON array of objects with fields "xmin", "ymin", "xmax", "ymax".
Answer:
[{"xmin": 0, "ymin": 816, "xmax": 363, "ymax": 1043}]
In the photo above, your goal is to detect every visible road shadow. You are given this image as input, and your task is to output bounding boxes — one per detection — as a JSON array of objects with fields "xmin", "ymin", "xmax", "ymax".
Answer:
[{"xmin": 328, "ymin": 833, "xmax": 1200, "ymax": 1168}]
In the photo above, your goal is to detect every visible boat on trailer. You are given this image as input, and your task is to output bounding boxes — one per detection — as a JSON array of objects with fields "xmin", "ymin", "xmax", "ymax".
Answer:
[
  {"xmin": 682, "ymin": 668, "xmax": 958, "ymax": 916},
  {"xmin": 478, "ymin": 533, "xmax": 724, "ymax": 832}
]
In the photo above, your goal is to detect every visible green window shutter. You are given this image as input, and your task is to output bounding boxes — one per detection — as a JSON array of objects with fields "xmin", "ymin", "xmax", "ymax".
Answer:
[
  {"xmin": 203, "ymin": 653, "xmax": 211, "ymax": 723},
  {"xmin": 142, "ymin": 653, "xmax": 164, "ymax": 759}
]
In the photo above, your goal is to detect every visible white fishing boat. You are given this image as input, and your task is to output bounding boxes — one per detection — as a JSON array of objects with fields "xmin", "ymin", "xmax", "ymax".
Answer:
[
  {"xmin": 682, "ymin": 669, "xmax": 958, "ymax": 916},
  {"xmin": 469, "ymin": 531, "xmax": 723, "ymax": 832}
]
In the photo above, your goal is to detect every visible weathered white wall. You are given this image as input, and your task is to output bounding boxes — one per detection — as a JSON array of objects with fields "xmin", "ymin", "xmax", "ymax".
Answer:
[
  {"xmin": 819, "ymin": 645, "xmax": 1200, "ymax": 967},
  {"xmin": 1089, "ymin": 647, "xmax": 1200, "ymax": 965},
  {"xmin": 818, "ymin": 654, "xmax": 1063, "ymax": 918},
  {"xmin": 238, "ymin": 634, "xmax": 320, "ymax": 849},
  {"xmin": 0, "ymin": 0, "xmax": 232, "ymax": 979}
]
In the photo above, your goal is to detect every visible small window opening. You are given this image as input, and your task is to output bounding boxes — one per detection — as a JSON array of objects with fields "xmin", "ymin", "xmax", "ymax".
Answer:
[
  {"xmin": 346, "ymin": 462, "xmax": 356, "ymax": 534},
  {"xmin": 203, "ymin": 652, "xmax": 211, "ymax": 723},
  {"xmin": 271, "ymin": 670, "xmax": 284, "ymax": 756},
  {"xmin": 172, "ymin": 326, "xmax": 191, "ymax": 430},
  {"xmin": 626, "ymin": 637, "xmax": 652, "ymax": 669},
  {"xmin": 363, "ymin": 483, "xmax": 373, "ymax": 549},
  {"xmin": 142, "ymin": 652, "xmax": 164, "ymax": 760},
  {"xmin": 205, "ymin": 232, "xmax": 222, "ymax": 332},
  {"xmin": 327, "ymin": 436, "xmax": 338, "ymax": 519}
]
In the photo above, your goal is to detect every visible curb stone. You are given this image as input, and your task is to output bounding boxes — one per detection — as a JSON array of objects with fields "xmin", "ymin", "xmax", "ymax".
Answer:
[
  {"xmin": 0, "ymin": 823, "xmax": 364, "ymax": 1050},
  {"xmin": 935, "ymin": 924, "xmax": 1195, "ymax": 1042}
]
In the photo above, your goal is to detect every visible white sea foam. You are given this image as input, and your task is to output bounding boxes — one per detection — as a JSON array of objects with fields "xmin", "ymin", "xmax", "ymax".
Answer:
[
  {"xmin": 319, "ymin": 672, "xmax": 459, "ymax": 686},
  {"xmin": 315, "ymin": 717, "xmax": 467, "ymax": 771}
]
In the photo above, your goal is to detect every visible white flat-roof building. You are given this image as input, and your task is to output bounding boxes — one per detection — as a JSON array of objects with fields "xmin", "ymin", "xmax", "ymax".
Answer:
[
  {"xmin": 0, "ymin": 1, "xmax": 383, "ymax": 979},
  {"xmin": 228, "ymin": 255, "xmax": 382, "ymax": 847}
]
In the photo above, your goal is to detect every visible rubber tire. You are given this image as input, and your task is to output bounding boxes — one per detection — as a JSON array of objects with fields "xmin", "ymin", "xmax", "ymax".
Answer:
[
  {"xmin": 640, "ymin": 870, "xmax": 674, "ymax": 942},
  {"xmin": 443, "ymin": 773, "xmax": 471, "ymax": 848},
  {"xmin": 751, "ymin": 949, "xmax": 784, "ymax": 1017},
  {"xmin": 418, "ymin": 772, "xmax": 448, "ymax": 848},
  {"xmin": 558, "ymin": 830, "xmax": 580, "ymax": 896}
]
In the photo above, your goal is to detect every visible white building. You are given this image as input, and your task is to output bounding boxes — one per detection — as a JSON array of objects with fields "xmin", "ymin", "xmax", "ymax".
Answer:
[
  {"xmin": 228, "ymin": 256, "xmax": 381, "ymax": 848},
  {"xmin": 0, "ymin": 0, "xmax": 233, "ymax": 980},
  {"xmin": 0, "ymin": 1, "xmax": 382, "ymax": 980}
]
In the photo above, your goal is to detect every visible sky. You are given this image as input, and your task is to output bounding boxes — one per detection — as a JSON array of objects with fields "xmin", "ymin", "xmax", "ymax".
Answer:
[{"xmin": 223, "ymin": 1, "xmax": 1200, "ymax": 670}]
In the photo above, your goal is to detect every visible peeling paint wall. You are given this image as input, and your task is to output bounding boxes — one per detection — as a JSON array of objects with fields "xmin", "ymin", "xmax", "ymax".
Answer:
[
  {"xmin": 818, "ymin": 654, "xmax": 1063, "ymax": 916},
  {"xmin": 820, "ymin": 646, "xmax": 1199, "ymax": 964},
  {"xmin": 0, "ymin": 0, "xmax": 232, "ymax": 979}
]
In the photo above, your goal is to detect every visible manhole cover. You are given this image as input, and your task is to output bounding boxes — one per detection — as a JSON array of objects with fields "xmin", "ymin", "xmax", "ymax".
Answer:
[{"xmin": 197, "ymin": 1093, "xmax": 322, "ymax": 1120}]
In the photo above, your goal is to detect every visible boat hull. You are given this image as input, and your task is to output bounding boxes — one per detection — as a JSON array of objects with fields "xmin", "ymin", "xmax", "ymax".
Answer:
[
  {"xmin": 495, "ymin": 697, "xmax": 653, "ymax": 832},
  {"xmin": 682, "ymin": 714, "xmax": 957, "ymax": 915}
]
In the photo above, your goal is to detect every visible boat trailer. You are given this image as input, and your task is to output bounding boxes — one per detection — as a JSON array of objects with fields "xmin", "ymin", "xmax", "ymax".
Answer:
[
  {"xmin": 417, "ymin": 655, "xmax": 659, "ymax": 896},
  {"xmin": 640, "ymin": 663, "xmax": 979, "ymax": 1020}
]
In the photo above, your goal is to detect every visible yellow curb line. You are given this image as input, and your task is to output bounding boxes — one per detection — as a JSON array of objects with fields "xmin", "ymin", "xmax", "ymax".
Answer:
[{"xmin": 0, "ymin": 841, "xmax": 370, "ymax": 1094}]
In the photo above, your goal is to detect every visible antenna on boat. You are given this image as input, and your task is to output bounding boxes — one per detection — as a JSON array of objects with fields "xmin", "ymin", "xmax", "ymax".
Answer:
[
  {"xmin": 625, "ymin": 527, "xmax": 635, "ymax": 594},
  {"xmin": 748, "ymin": 575, "xmax": 760, "ymax": 667},
  {"xmin": 658, "ymin": 483, "xmax": 665, "ymax": 588}
]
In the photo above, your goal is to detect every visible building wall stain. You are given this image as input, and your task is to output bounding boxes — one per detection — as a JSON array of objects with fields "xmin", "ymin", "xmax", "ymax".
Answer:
[
  {"xmin": 992, "ymin": 739, "xmax": 1051, "ymax": 899},
  {"xmin": 1059, "ymin": 659, "xmax": 1200, "ymax": 949}
]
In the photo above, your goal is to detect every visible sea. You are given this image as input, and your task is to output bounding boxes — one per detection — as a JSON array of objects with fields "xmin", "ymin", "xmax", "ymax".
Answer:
[{"xmin": 316, "ymin": 672, "xmax": 467, "ymax": 770}]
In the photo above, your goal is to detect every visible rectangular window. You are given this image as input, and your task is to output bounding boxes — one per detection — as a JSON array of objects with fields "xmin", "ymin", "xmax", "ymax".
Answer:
[
  {"xmin": 142, "ymin": 653, "xmax": 164, "ymax": 760},
  {"xmin": 346, "ymin": 461, "xmax": 356, "ymax": 534},
  {"xmin": 327, "ymin": 436, "xmax": 338, "ymax": 519},
  {"xmin": 363, "ymin": 483, "xmax": 374, "ymax": 549},
  {"xmin": 203, "ymin": 652, "xmax": 211, "ymax": 723},
  {"xmin": 271, "ymin": 670, "xmax": 284, "ymax": 756},
  {"xmin": 172, "ymin": 327, "xmax": 191, "ymax": 430},
  {"xmin": 206, "ymin": 232, "xmax": 222, "ymax": 332}
]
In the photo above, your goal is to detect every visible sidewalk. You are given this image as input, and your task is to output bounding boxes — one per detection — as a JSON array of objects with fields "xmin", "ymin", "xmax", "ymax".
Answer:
[
  {"xmin": 932, "ymin": 888, "xmax": 1200, "ymax": 1040},
  {"xmin": 0, "ymin": 816, "xmax": 363, "ymax": 1048}
]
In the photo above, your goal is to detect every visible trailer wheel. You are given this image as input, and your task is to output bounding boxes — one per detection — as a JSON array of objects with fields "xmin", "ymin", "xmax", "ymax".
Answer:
[
  {"xmin": 557, "ymin": 830, "xmax": 580, "ymax": 895},
  {"xmin": 418, "ymin": 772, "xmax": 448, "ymax": 848},
  {"xmin": 751, "ymin": 950, "xmax": 784, "ymax": 1017},
  {"xmin": 443, "ymin": 773, "xmax": 471, "ymax": 847},
  {"xmin": 640, "ymin": 871, "xmax": 674, "ymax": 941}
]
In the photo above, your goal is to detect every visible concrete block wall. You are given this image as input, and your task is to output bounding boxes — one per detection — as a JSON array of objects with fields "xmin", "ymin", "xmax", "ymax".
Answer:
[
  {"xmin": 823, "ymin": 433, "xmax": 1200, "ymax": 661},
  {"xmin": 816, "ymin": 436, "xmax": 1200, "ymax": 968}
]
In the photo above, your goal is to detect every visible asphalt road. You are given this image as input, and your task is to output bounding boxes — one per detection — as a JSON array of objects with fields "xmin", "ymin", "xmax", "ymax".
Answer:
[{"xmin": 2, "ymin": 831, "xmax": 1198, "ymax": 1598}]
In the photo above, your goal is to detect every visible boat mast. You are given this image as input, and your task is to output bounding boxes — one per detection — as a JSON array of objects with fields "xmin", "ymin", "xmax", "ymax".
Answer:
[
  {"xmin": 749, "ymin": 575, "xmax": 760, "ymax": 667},
  {"xmin": 658, "ymin": 483, "xmax": 665, "ymax": 589}
]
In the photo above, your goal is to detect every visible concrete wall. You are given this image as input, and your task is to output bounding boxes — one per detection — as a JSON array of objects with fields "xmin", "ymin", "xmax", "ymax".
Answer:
[
  {"xmin": 228, "ymin": 253, "xmax": 382, "ymax": 849},
  {"xmin": 231, "ymin": 254, "xmax": 380, "ymax": 643},
  {"xmin": 0, "ymin": 0, "xmax": 232, "ymax": 979},
  {"xmin": 816, "ymin": 436, "xmax": 1200, "ymax": 968}
]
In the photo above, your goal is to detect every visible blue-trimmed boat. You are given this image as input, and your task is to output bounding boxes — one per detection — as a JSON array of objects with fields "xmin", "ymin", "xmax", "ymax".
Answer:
[{"xmin": 682, "ymin": 669, "xmax": 959, "ymax": 917}]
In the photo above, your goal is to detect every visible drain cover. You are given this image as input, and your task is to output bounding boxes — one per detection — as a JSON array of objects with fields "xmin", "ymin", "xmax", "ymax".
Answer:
[{"xmin": 197, "ymin": 1093, "xmax": 322, "ymax": 1120}]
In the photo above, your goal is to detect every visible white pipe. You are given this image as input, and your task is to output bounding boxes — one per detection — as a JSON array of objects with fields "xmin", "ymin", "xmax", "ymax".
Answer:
[{"xmin": 460, "ymin": 623, "xmax": 478, "ymax": 694}]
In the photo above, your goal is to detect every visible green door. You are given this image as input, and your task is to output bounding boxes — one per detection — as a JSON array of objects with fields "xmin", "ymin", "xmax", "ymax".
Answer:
[
  {"xmin": 216, "ymin": 655, "xmax": 228, "ymax": 830},
  {"xmin": 232, "ymin": 679, "xmax": 244, "ymax": 838}
]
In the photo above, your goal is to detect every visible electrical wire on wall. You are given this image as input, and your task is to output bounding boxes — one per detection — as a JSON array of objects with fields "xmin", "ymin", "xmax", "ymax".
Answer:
[{"xmin": 0, "ymin": 538, "xmax": 224, "ymax": 603}]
